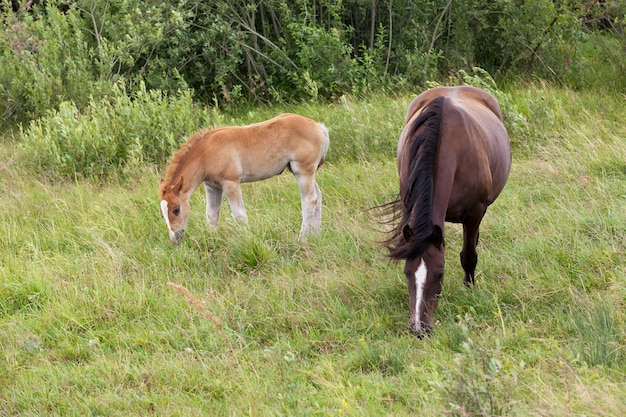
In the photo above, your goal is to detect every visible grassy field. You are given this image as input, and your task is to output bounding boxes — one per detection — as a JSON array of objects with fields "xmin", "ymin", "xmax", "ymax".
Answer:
[{"xmin": 1, "ymin": 85, "xmax": 625, "ymax": 416}]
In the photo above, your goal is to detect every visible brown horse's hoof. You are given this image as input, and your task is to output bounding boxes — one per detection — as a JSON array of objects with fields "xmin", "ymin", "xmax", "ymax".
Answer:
[
  {"xmin": 463, "ymin": 275, "xmax": 476, "ymax": 287},
  {"xmin": 409, "ymin": 321, "xmax": 433, "ymax": 339}
]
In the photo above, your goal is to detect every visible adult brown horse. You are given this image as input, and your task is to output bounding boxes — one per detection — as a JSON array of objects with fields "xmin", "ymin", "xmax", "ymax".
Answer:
[
  {"xmin": 382, "ymin": 86, "xmax": 511, "ymax": 337},
  {"xmin": 159, "ymin": 113, "xmax": 329, "ymax": 244}
]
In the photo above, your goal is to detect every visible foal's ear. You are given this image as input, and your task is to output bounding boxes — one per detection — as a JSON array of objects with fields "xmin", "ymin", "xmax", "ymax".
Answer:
[
  {"xmin": 171, "ymin": 176, "xmax": 184, "ymax": 194},
  {"xmin": 402, "ymin": 225, "xmax": 413, "ymax": 242},
  {"xmin": 430, "ymin": 225, "xmax": 443, "ymax": 248}
]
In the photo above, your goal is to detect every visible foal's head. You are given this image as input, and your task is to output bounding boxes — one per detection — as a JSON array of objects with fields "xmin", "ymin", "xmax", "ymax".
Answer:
[
  {"xmin": 403, "ymin": 224, "xmax": 445, "ymax": 337},
  {"xmin": 159, "ymin": 176, "xmax": 190, "ymax": 244}
]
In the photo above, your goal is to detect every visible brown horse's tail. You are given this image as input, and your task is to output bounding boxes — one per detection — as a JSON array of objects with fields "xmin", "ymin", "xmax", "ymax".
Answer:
[
  {"xmin": 317, "ymin": 123, "xmax": 330, "ymax": 169},
  {"xmin": 385, "ymin": 95, "xmax": 444, "ymax": 260}
]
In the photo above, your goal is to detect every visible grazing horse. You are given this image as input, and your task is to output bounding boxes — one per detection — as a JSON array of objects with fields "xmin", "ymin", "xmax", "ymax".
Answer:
[
  {"xmin": 159, "ymin": 113, "xmax": 330, "ymax": 244},
  {"xmin": 382, "ymin": 86, "xmax": 511, "ymax": 337}
]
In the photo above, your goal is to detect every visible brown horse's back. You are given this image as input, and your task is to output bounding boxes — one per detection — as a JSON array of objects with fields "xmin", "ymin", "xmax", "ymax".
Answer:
[
  {"xmin": 405, "ymin": 86, "xmax": 503, "ymax": 124},
  {"xmin": 401, "ymin": 86, "xmax": 511, "ymax": 225}
]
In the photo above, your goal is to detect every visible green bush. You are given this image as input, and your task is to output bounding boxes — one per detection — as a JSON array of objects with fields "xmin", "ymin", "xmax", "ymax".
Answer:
[
  {"xmin": 436, "ymin": 319, "xmax": 525, "ymax": 416},
  {"xmin": 4, "ymin": 0, "xmax": 620, "ymax": 130},
  {"xmin": 19, "ymin": 85, "xmax": 219, "ymax": 180},
  {"xmin": 0, "ymin": 3, "xmax": 115, "ymax": 126},
  {"xmin": 288, "ymin": 25, "xmax": 361, "ymax": 100}
]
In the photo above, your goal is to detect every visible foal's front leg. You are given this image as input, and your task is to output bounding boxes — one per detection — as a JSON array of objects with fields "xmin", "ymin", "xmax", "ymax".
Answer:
[
  {"xmin": 222, "ymin": 180, "xmax": 248, "ymax": 224},
  {"xmin": 204, "ymin": 182, "xmax": 223, "ymax": 227}
]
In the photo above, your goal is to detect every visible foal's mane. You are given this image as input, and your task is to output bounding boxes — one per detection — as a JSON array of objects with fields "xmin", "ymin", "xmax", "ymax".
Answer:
[
  {"xmin": 384, "ymin": 95, "xmax": 444, "ymax": 260},
  {"xmin": 160, "ymin": 129, "xmax": 210, "ymax": 192}
]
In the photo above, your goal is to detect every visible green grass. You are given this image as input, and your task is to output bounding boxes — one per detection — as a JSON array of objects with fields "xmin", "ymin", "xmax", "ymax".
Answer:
[{"xmin": 1, "ymin": 86, "xmax": 625, "ymax": 416}]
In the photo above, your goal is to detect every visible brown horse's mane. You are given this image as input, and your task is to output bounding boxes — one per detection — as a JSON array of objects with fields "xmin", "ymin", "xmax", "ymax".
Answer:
[
  {"xmin": 384, "ymin": 95, "xmax": 444, "ymax": 260},
  {"xmin": 160, "ymin": 128, "xmax": 210, "ymax": 193}
]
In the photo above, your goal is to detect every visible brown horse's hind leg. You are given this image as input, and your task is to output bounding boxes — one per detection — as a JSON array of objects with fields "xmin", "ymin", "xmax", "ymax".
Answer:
[{"xmin": 460, "ymin": 211, "xmax": 485, "ymax": 286}]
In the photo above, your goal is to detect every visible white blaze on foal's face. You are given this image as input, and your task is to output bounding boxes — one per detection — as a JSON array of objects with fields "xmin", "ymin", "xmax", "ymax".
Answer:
[
  {"xmin": 413, "ymin": 258, "xmax": 428, "ymax": 332},
  {"xmin": 160, "ymin": 196, "xmax": 189, "ymax": 244},
  {"xmin": 160, "ymin": 200, "xmax": 176, "ymax": 241}
]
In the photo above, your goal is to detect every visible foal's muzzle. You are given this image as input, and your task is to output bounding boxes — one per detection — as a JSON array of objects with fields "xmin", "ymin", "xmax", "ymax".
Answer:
[{"xmin": 171, "ymin": 229, "xmax": 185, "ymax": 245}]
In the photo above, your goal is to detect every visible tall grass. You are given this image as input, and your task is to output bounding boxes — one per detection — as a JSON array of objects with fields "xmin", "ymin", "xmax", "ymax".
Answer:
[{"xmin": 1, "ymin": 85, "xmax": 625, "ymax": 416}]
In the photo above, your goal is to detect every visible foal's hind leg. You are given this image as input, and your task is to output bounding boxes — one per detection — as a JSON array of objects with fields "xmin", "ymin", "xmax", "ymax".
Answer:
[
  {"xmin": 294, "ymin": 173, "xmax": 321, "ymax": 237},
  {"xmin": 460, "ymin": 211, "xmax": 485, "ymax": 286},
  {"xmin": 204, "ymin": 182, "xmax": 223, "ymax": 227},
  {"xmin": 312, "ymin": 182, "xmax": 322, "ymax": 227}
]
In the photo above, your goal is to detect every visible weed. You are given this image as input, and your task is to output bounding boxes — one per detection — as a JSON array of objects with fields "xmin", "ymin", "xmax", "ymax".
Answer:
[
  {"xmin": 436, "ymin": 321, "xmax": 525, "ymax": 416},
  {"xmin": 570, "ymin": 301, "xmax": 623, "ymax": 368}
]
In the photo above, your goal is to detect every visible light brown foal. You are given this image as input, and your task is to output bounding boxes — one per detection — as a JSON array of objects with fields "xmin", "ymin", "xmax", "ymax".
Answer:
[{"xmin": 159, "ymin": 113, "xmax": 330, "ymax": 244}]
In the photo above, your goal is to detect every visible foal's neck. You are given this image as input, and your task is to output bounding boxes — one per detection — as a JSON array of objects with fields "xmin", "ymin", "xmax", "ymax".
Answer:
[{"xmin": 176, "ymin": 156, "xmax": 206, "ymax": 198}]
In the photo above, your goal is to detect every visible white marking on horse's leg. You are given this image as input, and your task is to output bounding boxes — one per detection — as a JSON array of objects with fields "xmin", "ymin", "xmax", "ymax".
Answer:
[
  {"xmin": 223, "ymin": 182, "xmax": 248, "ymax": 224},
  {"xmin": 304, "ymin": 181, "xmax": 322, "ymax": 235},
  {"xmin": 295, "ymin": 175, "xmax": 318, "ymax": 237},
  {"xmin": 413, "ymin": 258, "xmax": 427, "ymax": 334},
  {"xmin": 204, "ymin": 182, "xmax": 222, "ymax": 227},
  {"xmin": 160, "ymin": 200, "xmax": 176, "ymax": 240},
  {"xmin": 312, "ymin": 182, "xmax": 322, "ymax": 231}
]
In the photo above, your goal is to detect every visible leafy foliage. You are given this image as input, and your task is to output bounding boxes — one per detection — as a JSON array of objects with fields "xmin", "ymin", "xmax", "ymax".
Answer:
[
  {"xmin": 436, "ymin": 319, "xmax": 524, "ymax": 416},
  {"xmin": 1, "ymin": 0, "xmax": 623, "ymax": 128},
  {"xmin": 19, "ymin": 84, "xmax": 219, "ymax": 180},
  {"xmin": 0, "ymin": 2, "xmax": 114, "ymax": 125}
]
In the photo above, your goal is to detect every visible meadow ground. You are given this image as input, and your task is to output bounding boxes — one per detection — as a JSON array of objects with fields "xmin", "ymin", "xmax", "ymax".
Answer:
[{"xmin": 1, "ymin": 84, "xmax": 625, "ymax": 416}]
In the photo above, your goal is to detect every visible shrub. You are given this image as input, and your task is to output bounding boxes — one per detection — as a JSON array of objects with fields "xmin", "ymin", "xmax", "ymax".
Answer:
[
  {"xmin": 19, "ymin": 85, "xmax": 219, "ymax": 180},
  {"xmin": 0, "ymin": 3, "xmax": 116, "ymax": 126},
  {"xmin": 2, "ymin": 0, "xmax": 610, "ymax": 130},
  {"xmin": 436, "ymin": 320, "xmax": 525, "ymax": 416}
]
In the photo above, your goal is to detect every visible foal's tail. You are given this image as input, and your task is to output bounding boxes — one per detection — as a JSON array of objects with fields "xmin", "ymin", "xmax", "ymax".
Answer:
[{"xmin": 317, "ymin": 123, "xmax": 330, "ymax": 169}]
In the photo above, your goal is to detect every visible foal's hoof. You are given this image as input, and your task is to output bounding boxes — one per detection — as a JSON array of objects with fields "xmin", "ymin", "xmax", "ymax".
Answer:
[{"xmin": 298, "ymin": 226, "xmax": 320, "ymax": 240}]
